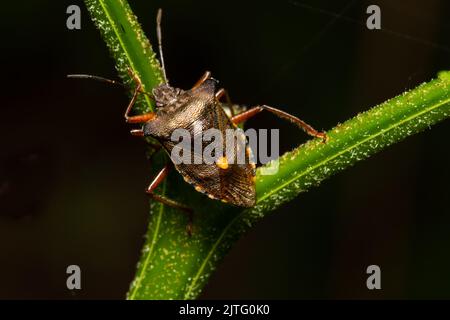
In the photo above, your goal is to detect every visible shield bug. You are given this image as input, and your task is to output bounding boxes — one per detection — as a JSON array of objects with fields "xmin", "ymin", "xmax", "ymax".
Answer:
[{"xmin": 69, "ymin": 9, "xmax": 327, "ymax": 222}]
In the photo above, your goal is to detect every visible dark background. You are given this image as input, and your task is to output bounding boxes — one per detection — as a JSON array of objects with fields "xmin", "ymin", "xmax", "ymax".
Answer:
[{"xmin": 0, "ymin": 0, "xmax": 449, "ymax": 299}]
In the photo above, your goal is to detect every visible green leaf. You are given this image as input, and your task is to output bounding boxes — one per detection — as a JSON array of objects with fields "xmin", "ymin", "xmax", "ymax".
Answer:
[{"xmin": 83, "ymin": 0, "xmax": 450, "ymax": 300}]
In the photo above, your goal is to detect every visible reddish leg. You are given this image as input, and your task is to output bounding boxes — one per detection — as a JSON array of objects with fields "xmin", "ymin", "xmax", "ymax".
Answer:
[
  {"xmin": 215, "ymin": 88, "xmax": 233, "ymax": 105},
  {"xmin": 191, "ymin": 71, "xmax": 211, "ymax": 90},
  {"xmin": 216, "ymin": 88, "xmax": 242, "ymax": 118},
  {"xmin": 231, "ymin": 105, "xmax": 327, "ymax": 141},
  {"xmin": 130, "ymin": 129, "xmax": 145, "ymax": 137},
  {"xmin": 125, "ymin": 68, "xmax": 156, "ymax": 124},
  {"xmin": 215, "ymin": 88, "xmax": 226, "ymax": 101},
  {"xmin": 146, "ymin": 164, "xmax": 193, "ymax": 235},
  {"xmin": 131, "ymin": 129, "xmax": 162, "ymax": 159}
]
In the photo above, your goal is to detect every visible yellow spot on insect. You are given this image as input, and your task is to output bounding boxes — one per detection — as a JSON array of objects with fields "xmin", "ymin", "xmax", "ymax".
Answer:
[
  {"xmin": 208, "ymin": 194, "xmax": 215, "ymax": 200},
  {"xmin": 195, "ymin": 185, "xmax": 204, "ymax": 193},
  {"xmin": 216, "ymin": 156, "xmax": 229, "ymax": 170}
]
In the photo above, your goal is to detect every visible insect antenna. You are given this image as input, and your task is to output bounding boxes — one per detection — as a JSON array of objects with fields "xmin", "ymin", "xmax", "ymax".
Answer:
[
  {"xmin": 156, "ymin": 8, "xmax": 168, "ymax": 83},
  {"xmin": 67, "ymin": 74, "xmax": 153, "ymax": 99},
  {"xmin": 66, "ymin": 74, "xmax": 128, "ymax": 88}
]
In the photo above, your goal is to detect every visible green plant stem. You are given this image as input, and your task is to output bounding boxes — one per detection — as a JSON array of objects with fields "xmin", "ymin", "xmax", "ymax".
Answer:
[
  {"xmin": 84, "ymin": 0, "xmax": 450, "ymax": 300},
  {"xmin": 85, "ymin": 0, "xmax": 164, "ymax": 112}
]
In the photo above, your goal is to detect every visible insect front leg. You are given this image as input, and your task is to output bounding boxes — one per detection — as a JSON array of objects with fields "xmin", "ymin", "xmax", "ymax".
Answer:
[
  {"xmin": 191, "ymin": 71, "xmax": 212, "ymax": 90},
  {"xmin": 124, "ymin": 68, "xmax": 156, "ymax": 124},
  {"xmin": 130, "ymin": 129, "xmax": 162, "ymax": 162},
  {"xmin": 215, "ymin": 88, "xmax": 246, "ymax": 119},
  {"xmin": 146, "ymin": 164, "xmax": 194, "ymax": 235},
  {"xmin": 215, "ymin": 88, "xmax": 231, "ymax": 103},
  {"xmin": 231, "ymin": 105, "xmax": 327, "ymax": 141},
  {"xmin": 130, "ymin": 129, "xmax": 160, "ymax": 151}
]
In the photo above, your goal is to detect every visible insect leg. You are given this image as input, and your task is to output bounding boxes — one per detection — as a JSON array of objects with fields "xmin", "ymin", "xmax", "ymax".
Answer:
[
  {"xmin": 231, "ymin": 105, "xmax": 327, "ymax": 141},
  {"xmin": 124, "ymin": 69, "xmax": 156, "ymax": 124},
  {"xmin": 216, "ymin": 88, "xmax": 242, "ymax": 118},
  {"xmin": 191, "ymin": 71, "xmax": 212, "ymax": 90},
  {"xmin": 130, "ymin": 129, "xmax": 144, "ymax": 137},
  {"xmin": 215, "ymin": 88, "xmax": 228, "ymax": 102},
  {"xmin": 130, "ymin": 129, "xmax": 161, "ymax": 147},
  {"xmin": 215, "ymin": 88, "xmax": 233, "ymax": 106},
  {"xmin": 146, "ymin": 164, "xmax": 194, "ymax": 235}
]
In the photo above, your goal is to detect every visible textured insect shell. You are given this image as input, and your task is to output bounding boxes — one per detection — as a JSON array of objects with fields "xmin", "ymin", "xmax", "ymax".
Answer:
[{"xmin": 143, "ymin": 79, "xmax": 256, "ymax": 207}]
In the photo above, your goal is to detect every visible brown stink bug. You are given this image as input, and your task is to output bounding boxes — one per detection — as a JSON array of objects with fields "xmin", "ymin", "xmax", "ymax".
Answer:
[{"xmin": 69, "ymin": 9, "xmax": 326, "ymax": 222}]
